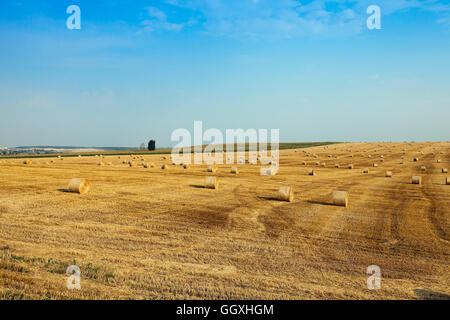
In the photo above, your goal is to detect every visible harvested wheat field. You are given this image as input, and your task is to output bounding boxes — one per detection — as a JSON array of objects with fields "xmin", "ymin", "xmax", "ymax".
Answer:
[{"xmin": 0, "ymin": 142, "xmax": 449, "ymax": 300}]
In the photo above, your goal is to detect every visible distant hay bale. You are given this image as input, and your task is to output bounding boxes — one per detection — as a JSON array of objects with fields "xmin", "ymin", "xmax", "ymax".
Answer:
[
  {"xmin": 107, "ymin": 162, "xmax": 112, "ymax": 166},
  {"xmin": 414, "ymin": 158, "xmax": 419, "ymax": 162},
  {"xmin": 143, "ymin": 163, "xmax": 149, "ymax": 168},
  {"xmin": 308, "ymin": 169, "xmax": 315, "ymax": 176},
  {"xmin": 380, "ymin": 159, "xmax": 384, "ymax": 162},
  {"xmin": 183, "ymin": 164, "xmax": 190, "ymax": 169},
  {"xmin": 412, "ymin": 176, "xmax": 422, "ymax": 185},
  {"xmin": 207, "ymin": 165, "xmax": 217, "ymax": 173},
  {"xmin": 128, "ymin": 161, "xmax": 135, "ymax": 167},
  {"xmin": 421, "ymin": 166, "xmax": 426, "ymax": 171},
  {"xmin": 161, "ymin": 164, "xmax": 168, "ymax": 170},
  {"xmin": 442, "ymin": 168, "xmax": 448, "ymax": 173},
  {"xmin": 363, "ymin": 168, "xmax": 369, "ymax": 173},
  {"xmin": 321, "ymin": 163, "xmax": 326, "ymax": 167},
  {"xmin": 277, "ymin": 186, "xmax": 293, "ymax": 202},
  {"xmin": 334, "ymin": 164, "xmax": 340, "ymax": 168},
  {"xmin": 67, "ymin": 178, "xmax": 90, "ymax": 194},
  {"xmin": 332, "ymin": 191, "xmax": 348, "ymax": 207},
  {"xmin": 78, "ymin": 155, "xmax": 82, "ymax": 158},
  {"xmin": 150, "ymin": 163, "xmax": 155, "ymax": 168},
  {"xmin": 446, "ymin": 177, "xmax": 450, "ymax": 185},
  {"xmin": 23, "ymin": 159, "xmax": 32, "ymax": 165},
  {"xmin": 301, "ymin": 161, "xmax": 307, "ymax": 165},
  {"xmin": 230, "ymin": 166, "xmax": 239, "ymax": 174},
  {"xmin": 437, "ymin": 159, "xmax": 441, "ymax": 163},
  {"xmin": 385, "ymin": 171, "xmax": 393, "ymax": 177},
  {"xmin": 315, "ymin": 161, "xmax": 320, "ymax": 166},
  {"xmin": 97, "ymin": 161, "xmax": 105, "ymax": 166},
  {"xmin": 373, "ymin": 163, "xmax": 378, "ymax": 167},
  {"xmin": 400, "ymin": 161, "xmax": 404, "ymax": 164},
  {"xmin": 205, "ymin": 176, "xmax": 218, "ymax": 189},
  {"xmin": 348, "ymin": 164, "xmax": 354, "ymax": 169}
]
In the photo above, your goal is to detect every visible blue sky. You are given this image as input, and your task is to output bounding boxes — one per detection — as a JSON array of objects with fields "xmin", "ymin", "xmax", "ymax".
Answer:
[{"xmin": 0, "ymin": 0, "xmax": 449, "ymax": 147}]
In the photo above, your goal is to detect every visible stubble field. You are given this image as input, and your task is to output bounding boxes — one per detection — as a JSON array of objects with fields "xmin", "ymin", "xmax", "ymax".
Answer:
[{"xmin": 0, "ymin": 142, "xmax": 449, "ymax": 300}]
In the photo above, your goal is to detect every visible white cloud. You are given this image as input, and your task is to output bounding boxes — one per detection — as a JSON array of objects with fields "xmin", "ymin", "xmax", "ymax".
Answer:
[{"xmin": 149, "ymin": 0, "xmax": 450, "ymax": 39}]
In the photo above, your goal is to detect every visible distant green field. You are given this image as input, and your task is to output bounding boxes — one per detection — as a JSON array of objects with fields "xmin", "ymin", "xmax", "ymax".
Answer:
[{"xmin": 1, "ymin": 142, "xmax": 340, "ymax": 159}]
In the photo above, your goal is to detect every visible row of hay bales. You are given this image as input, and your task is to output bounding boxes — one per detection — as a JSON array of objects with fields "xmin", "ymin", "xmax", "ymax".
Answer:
[{"xmin": 66, "ymin": 177, "xmax": 350, "ymax": 207}]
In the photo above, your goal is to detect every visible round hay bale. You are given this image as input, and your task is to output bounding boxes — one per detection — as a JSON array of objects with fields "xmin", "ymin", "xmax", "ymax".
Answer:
[
  {"xmin": 161, "ymin": 164, "xmax": 168, "ymax": 170},
  {"xmin": 150, "ymin": 163, "xmax": 155, "ymax": 168},
  {"xmin": 315, "ymin": 162, "xmax": 320, "ymax": 166},
  {"xmin": 207, "ymin": 165, "xmax": 217, "ymax": 173},
  {"xmin": 143, "ymin": 163, "xmax": 149, "ymax": 168},
  {"xmin": 335, "ymin": 164, "xmax": 340, "ymax": 168},
  {"xmin": 128, "ymin": 161, "xmax": 135, "ymax": 167},
  {"xmin": 230, "ymin": 166, "xmax": 239, "ymax": 174},
  {"xmin": 321, "ymin": 163, "xmax": 326, "ymax": 167},
  {"xmin": 301, "ymin": 161, "xmax": 307, "ymax": 165},
  {"xmin": 67, "ymin": 178, "xmax": 90, "ymax": 194},
  {"xmin": 363, "ymin": 168, "xmax": 369, "ymax": 174},
  {"xmin": 421, "ymin": 166, "xmax": 426, "ymax": 171},
  {"xmin": 373, "ymin": 163, "xmax": 378, "ymax": 167},
  {"xmin": 333, "ymin": 191, "xmax": 348, "ymax": 207},
  {"xmin": 385, "ymin": 171, "xmax": 393, "ymax": 178},
  {"xmin": 277, "ymin": 186, "xmax": 293, "ymax": 202},
  {"xmin": 23, "ymin": 159, "xmax": 32, "ymax": 165},
  {"xmin": 183, "ymin": 164, "xmax": 190, "ymax": 169},
  {"xmin": 446, "ymin": 177, "xmax": 450, "ymax": 185},
  {"xmin": 437, "ymin": 159, "xmax": 441, "ymax": 163},
  {"xmin": 442, "ymin": 168, "xmax": 448, "ymax": 173},
  {"xmin": 412, "ymin": 176, "xmax": 422, "ymax": 185},
  {"xmin": 308, "ymin": 169, "xmax": 315, "ymax": 176},
  {"xmin": 413, "ymin": 158, "xmax": 419, "ymax": 162},
  {"xmin": 205, "ymin": 176, "xmax": 218, "ymax": 189},
  {"xmin": 348, "ymin": 164, "xmax": 354, "ymax": 169},
  {"xmin": 107, "ymin": 162, "xmax": 112, "ymax": 166},
  {"xmin": 97, "ymin": 161, "xmax": 105, "ymax": 166}
]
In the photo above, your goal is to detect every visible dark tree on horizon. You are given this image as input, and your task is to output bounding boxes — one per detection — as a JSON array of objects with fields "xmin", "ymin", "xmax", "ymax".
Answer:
[{"xmin": 148, "ymin": 140, "xmax": 156, "ymax": 151}]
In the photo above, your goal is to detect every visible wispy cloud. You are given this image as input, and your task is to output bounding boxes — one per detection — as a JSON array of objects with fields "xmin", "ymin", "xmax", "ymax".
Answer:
[
  {"xmin": 140, "ymin": 5, "xmax": 196, "ymax": 32},
  {"xmin": 138, "ymin": 0, "xmax": 449, "ymax": 38}
]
